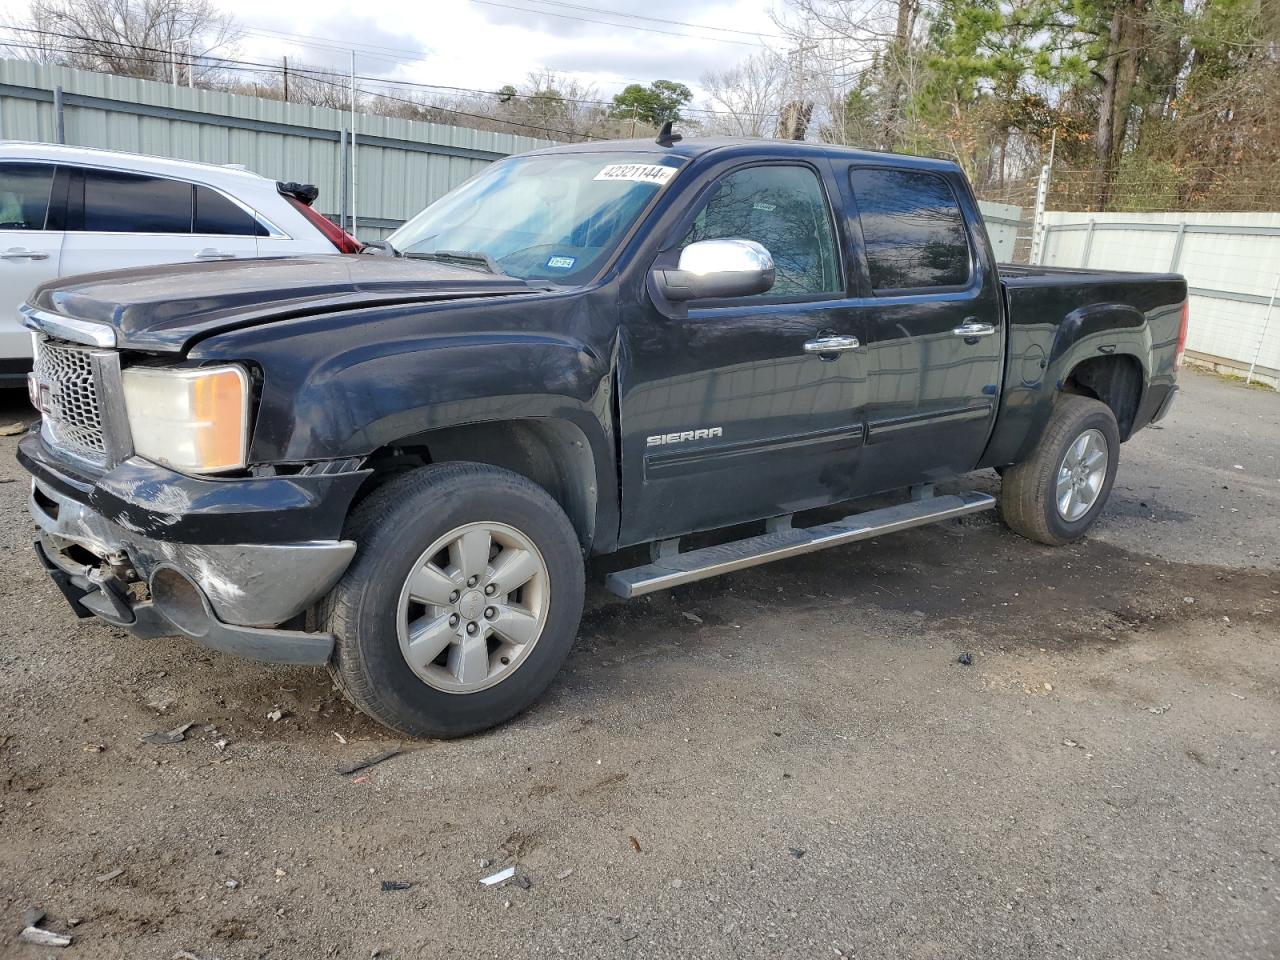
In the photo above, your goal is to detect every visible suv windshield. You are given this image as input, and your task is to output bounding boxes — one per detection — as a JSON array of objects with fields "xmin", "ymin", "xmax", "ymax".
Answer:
[{"xmin": 387, "ymin": 152, "xmax": 681, "ymax": 284}]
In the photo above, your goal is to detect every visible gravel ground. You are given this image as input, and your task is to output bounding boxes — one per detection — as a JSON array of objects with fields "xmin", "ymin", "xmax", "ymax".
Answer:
[{"xmin": 0, "ymin": 368, "xmax": 1276, "ymax": 960}]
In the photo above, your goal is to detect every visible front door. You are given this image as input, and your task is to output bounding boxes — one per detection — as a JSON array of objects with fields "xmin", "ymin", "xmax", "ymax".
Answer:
[
  {"xmin": 618, "ymin": 161, "xmax": 868, "ymax": 545},
  {"xmin": 0, "ymin": 162, "xmax": 64, "ymax": 370}
]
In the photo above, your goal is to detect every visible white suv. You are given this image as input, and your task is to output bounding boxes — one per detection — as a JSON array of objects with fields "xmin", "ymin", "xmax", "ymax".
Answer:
[{"xmin": 0, "ymin": 142, "xmax": 360, "ymax": 383}]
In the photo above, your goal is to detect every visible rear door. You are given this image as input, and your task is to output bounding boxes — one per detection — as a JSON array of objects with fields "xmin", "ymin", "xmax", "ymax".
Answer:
[
  {"xmin": 0, "ymin": 161, "xmax": 64, "ymax": 370},
  {"xmin": 60, "ymin": 168, "xmax": 257, "ymax": 277},
  {"xmin": 839, "ymin": 165, "xmax": 1004, "ymax": 492}
]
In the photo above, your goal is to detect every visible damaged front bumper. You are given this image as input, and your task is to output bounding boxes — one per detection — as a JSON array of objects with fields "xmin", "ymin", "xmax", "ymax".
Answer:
[{"xmin": 18, "ymin": 432, "xmax": 366, "ymax": 666}]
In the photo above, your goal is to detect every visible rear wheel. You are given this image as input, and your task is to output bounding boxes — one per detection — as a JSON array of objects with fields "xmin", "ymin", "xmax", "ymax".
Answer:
[
  {"xmin": 321, "ymin": 462, "xmax": 585, "ymax": 738},
  {"xmin": 1000, "ymin": 395, "xmax": 1120, "ymax": 546}
]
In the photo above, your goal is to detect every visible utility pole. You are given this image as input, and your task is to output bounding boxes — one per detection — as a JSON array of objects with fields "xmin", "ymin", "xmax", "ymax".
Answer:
[
  {"xmin": 170, "ymin": 46, "xmax": 178, "ymax": 87},
  {"xmin": 350, "ymin": 50, "xmax": 358, "ymax": 240},
  {"xmin": 630, "ymin": 103, "xmax": 637, "ymax": 138},
  {"xmin": 186, "ymin": 43, "xmax": 194, "ymax": 89},
  {"xmin": 1030, "ymin": 129, "xmax": 1057, "ymax": 266},
  {"xmin": 282, "ymin": 56, "xmax": 289, "ymax": 102}
]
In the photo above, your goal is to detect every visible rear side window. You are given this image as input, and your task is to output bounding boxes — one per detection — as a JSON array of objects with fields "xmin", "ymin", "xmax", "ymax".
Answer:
[
  {"xmin": 0, "ymin": 163, "xmax": 55, "ymax": 230},
  {"xmin": 82, "ymin": 169, "xmax": 192, "ymax": 233},
  {"xmin": 849, "ymin": 168, "xmax": 971, "ymax": 292},
  {"xmin": 682, "ymin": 164, "xmax": 840, "ymax": 298},
  {"xmin": 194, "ymin": 185, "xmax": 264, "ymax": 236}
]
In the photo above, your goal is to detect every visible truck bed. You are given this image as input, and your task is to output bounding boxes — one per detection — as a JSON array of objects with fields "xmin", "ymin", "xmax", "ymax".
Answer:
[{"xmin": 980, "ymin": 263, "xmax": 1188, "ymax": 469}]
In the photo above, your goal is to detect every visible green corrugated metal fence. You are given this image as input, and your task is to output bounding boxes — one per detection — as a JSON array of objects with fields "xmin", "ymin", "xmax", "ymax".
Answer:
[{"xmin": 0, "ymin": 59, "xmax": 556, "ymax": 241}]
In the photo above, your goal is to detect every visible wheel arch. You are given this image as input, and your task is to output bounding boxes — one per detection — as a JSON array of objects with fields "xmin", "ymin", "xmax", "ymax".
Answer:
[
  {"xmin": 352, "ymin": 416, "xmax": 615, "ymax": 555},
  {"xmin": 1060, "ymin": 352, "xmax": 1146, "ymax": 440}
]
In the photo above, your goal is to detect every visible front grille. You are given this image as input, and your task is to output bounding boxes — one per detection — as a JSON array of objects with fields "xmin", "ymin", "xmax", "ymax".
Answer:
[{"xmin": 33, "ymin": 339, "xmax": 107, "ymax": 465}]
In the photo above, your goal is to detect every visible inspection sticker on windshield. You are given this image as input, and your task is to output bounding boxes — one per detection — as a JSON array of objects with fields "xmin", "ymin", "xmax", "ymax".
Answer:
[
  {"xmin": 546, "ymin": 255, "xmax": 576, "ymax": 269},
  {"xmin": 594, "ymin": 163, "xmax": 676, "ymax": 185}
]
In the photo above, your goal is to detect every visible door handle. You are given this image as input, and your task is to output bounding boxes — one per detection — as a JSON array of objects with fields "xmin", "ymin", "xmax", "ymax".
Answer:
[
  {"xmin": 1, "ymin": 248, "xmax": 49, "ymax": 261},
  {"xmin": 952, "ymin": 320, "xmax": 996, "ymax": 338},
  {"xmin": 803, "ymin": 335, "xmax": 860, "ymax": 355},
  {"xmin": 194, "ymin": 248, "xmax": 236, "ymax": 260}
]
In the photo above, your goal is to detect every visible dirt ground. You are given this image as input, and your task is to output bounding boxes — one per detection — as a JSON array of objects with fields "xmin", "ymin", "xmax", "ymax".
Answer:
[{"xmin": 0, "ymin": 368, "xmax": 1276, "ymax": 960}]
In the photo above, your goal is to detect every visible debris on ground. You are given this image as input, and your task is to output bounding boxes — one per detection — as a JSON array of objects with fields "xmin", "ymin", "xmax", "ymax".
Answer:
[
  {"xmin": 788, "ymin": 847, "xmax": 806, "ymax": 859},
  {"xmin": 0, "ymin": 422, "xmax": 26, "ymax": 437},
  {"xmin": 957, "ymin": 652, "xmax": 974, "ymax": 666},
  {"xmin": 95, "ymin": 867, "xmax": 124, "ymax": 883},
  {"xmin": 380, "ymin": 880, "xmax": 412, "ymax": 891},
  {"xmin": 480, "ymin": 866, "xmax": 516, "ymax": 886},
  {"xmin": 1148, "ymin": 703, "xmax": 1172, "ymax": 715},
  {"xmin": 19, "ymin": 926, "xmax": 72, "ymax": 947},
  {"xmin": 146, "ymin": 697, "xmax": 175, "ymax": 714},
  {"xmin": 681, "ymin": 611, "xmax": 704, "ymax": 624},
  {"xmin": 555, "ymin": 868, "xmax": 573, "ymax": 880},
  {"xmin": 514, "ymin": 874, "xmax": 531, "ymax": 890},
  {"xmin": 1184, "ymin": 596, "xmax": 1196, "ymax": 604},
  {"xmin": 266, "ymin": 707, "xmax": 287, "ymax": 722},
  {"xmin": 629, "ymin": 835, "xmax": 643, "ymax": 853},
  {"xmin": 173, "ymin": 951, "xmax": 206, "ymax": 960},
  {"xmin": 140, "ymin": 722, "xmax": 193, "ymax": 746},
  {"xmin": 1062, "ymin": 739, "xmax": 1083, "ymax": 749},
  {"xmin": 337, "ymin": 748, "xmax": 402, "ymax": 776},
  {"xmin": 225, "ymin": 879, "xmax": 239, "ymax": 889},
  {"xmin": 333, "ymin": 732, "xmax": 348, "ymax": 744}
]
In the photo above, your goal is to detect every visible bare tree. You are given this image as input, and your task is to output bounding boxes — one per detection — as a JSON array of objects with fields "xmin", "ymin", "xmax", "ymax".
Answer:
[
  {"xmin": 18, "ymin": 0, "xmax": 240, "ymax": 83},
  {"xmin": 701, "ymin": 49, "xmax": 790, "ymax": 137},
  {"xmin": 773, "ymin": 0, "xmax": 930, "ymax": 148}
]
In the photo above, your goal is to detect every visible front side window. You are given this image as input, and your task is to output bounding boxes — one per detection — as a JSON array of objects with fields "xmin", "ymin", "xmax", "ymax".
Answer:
[
  {"xmin": 849, "ymin": 168, "xmax": 971, "ymax": 292},
  {"xmin": 0, "ymin": 163, "xmax": 55, "ymax": 231},
  {"xmin": 81, "ymin": 169, "xmax": 192, "ymax": 233},
  {"xmin": 681, "ymin": 164, "xmax": 840, "ymax": 298},
  {"xmin": 388, "ymin": 152, "xmax": 681, "ymax": 283}
]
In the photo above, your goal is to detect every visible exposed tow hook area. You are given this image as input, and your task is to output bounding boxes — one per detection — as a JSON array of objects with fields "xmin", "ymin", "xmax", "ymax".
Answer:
[
  {"xmin": 35, "ymin": 536, "xmax": 337, "ymax": 665},
  {"xmin": 26, "ymin": 469, "xmax": 352, "ymax": 666}
]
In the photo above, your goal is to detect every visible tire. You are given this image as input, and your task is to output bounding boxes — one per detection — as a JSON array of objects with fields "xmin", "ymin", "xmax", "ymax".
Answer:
[
  {"xmin": 320, "ymin": 462, "xmax": 585, "ymax": 738},
  {"xmin": 1000, "ymin": 395, "xmax": 1121, "ymax": 546}
]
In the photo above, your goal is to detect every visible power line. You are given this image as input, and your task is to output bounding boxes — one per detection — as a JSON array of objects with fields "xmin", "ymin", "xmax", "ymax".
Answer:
[
  {"xmin": 0, "ymin": 36, "xmax": 599, "ymax": 141},
  {"xmin": 469, "ymin": 0, "xmax": 768, "ymax": 47},
  {"xmin": 490, "ymin": 0, "xmax": 787, "ymax": 41},
  {"xmin": 0, "ymin": 24, "xmax": 783, "ymax": 121}
]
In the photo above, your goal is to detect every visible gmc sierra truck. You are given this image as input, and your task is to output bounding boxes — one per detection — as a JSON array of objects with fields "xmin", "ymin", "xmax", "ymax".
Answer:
[{"xmin": 17, "ymin": 135, "xmax": 1187, "ymax": 737}]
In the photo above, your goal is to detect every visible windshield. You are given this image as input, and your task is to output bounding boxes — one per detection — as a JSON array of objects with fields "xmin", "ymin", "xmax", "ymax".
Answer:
[{"xmin": 387, "ymin": 152, "xmax": 682, "ymax": 284}]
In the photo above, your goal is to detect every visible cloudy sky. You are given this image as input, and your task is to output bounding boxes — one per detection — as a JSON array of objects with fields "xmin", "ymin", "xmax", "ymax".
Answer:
[{"xmin": 215, "ymin": 0, "xmax": 787, "ymax": 102}]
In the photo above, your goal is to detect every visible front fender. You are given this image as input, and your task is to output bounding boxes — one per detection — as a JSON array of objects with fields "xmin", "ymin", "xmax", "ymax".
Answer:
[{"xmin": 188, "ymin": 293, "xmax": 621, "ymax": 548}]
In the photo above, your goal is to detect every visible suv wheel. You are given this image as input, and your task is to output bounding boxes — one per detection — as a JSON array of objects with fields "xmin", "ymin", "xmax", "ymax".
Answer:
[
  {"xmin": 1000, "ymin": 395, "xmax": 1121, "ymax": 546},
  {"xmin": 320, "ymin": 462, "xmax": 585, "ymax": 738}
]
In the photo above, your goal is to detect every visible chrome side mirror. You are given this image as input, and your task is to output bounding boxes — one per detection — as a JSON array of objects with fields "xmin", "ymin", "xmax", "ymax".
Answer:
[{"xmin": 655, "ymin": 238, "xmax": 775, "ymax": 302}]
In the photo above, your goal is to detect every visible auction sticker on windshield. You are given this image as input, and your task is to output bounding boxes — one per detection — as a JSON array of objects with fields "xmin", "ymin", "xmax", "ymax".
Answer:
[{"xmin": 594, "ymin": 163, "xmax": 677, "ymax": 185}]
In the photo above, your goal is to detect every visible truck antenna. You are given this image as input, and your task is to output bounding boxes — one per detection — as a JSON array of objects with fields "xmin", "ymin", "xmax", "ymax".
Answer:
[{"xmin": 655, "ymin": 120, "xmax": 682, "ymax": 147}]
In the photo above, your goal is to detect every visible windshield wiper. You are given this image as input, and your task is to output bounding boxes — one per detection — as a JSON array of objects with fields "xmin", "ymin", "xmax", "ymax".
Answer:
[{"xmin": 403, "ymin": 249, "xmax": 506, "ymax": 276}]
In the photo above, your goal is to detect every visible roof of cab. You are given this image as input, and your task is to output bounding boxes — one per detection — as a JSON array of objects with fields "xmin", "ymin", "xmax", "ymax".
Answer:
[{"xmin": 522, "ymin": 135, "xmax": 964, "ymax": 175}]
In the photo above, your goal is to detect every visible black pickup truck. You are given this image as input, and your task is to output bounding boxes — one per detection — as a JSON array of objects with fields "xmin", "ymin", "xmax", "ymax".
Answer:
[{"xmin": 17, "ymin": 136, "xmax": 1187, "ymax": 737}]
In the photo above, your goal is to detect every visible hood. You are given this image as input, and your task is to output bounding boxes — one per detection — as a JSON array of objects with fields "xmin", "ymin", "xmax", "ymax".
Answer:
[{"xmin": 30, "ymin": 255, "xmax": 538, "ymax": 352}]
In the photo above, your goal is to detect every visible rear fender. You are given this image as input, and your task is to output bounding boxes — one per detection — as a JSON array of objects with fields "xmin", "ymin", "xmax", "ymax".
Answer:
[{"xmin": 981, "ymin": 302, "xmax": 1151, "ymax": 468}]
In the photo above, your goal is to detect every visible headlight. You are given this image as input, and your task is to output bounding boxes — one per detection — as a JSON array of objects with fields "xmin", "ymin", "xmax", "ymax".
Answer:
[{"xmin": 121, "ymin": 365, "xmax": 250, "ymax": 474}]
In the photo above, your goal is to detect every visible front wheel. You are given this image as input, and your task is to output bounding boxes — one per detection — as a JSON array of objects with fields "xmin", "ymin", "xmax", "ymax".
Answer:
[
  {"xmin": 320, "ymin": 462, "xmax": 585, "ymax": 738},
  {"xmin": 1000, "ymin": 395, "xmax": 1120, "ymax": 546}
]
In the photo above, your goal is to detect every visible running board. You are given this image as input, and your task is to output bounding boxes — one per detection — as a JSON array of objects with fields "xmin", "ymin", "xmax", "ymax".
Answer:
[{"xmin": 605, "ymin": 491, "xmax": 995, "ymax": 598}]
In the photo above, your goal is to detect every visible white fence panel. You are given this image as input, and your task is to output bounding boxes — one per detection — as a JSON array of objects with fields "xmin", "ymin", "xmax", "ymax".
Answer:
[{"xmin": 1041, "ymin": 211, "xmax": 1280, "ymax": 386}]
